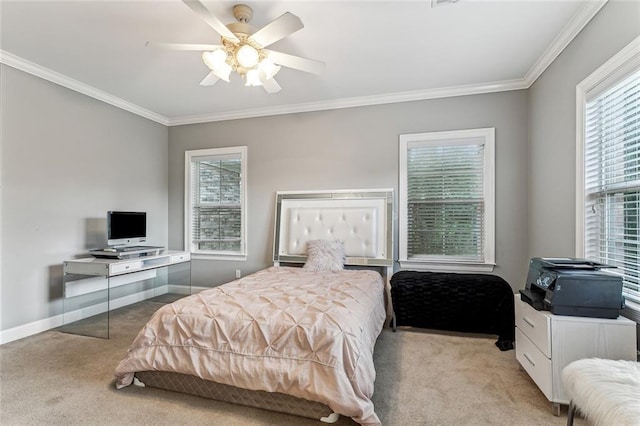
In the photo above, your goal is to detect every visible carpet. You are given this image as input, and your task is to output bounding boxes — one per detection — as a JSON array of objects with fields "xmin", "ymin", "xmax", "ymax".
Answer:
[{"xmin": 0, "ymin": 300, "xmax": 584, "ymax": 425}]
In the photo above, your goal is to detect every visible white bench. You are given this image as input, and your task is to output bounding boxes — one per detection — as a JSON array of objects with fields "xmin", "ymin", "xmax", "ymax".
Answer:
[{"xmin": 562, "ymin": 358, "xmax": 640, "ymax": 426}]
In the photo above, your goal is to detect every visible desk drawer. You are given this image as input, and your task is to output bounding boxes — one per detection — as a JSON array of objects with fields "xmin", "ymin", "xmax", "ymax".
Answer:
[
  {"xmin": 109, "ymin": 260, "xmax": 143, "ymax": 275},
  {"xmin": 170, "ymin": 253, "xmax": 190, "ymax": 263},
  {"xmin": 515, "ymin": 297, "xmax": 551, "ymax": 357},
  {"xmin": 516, "ymin": 328, "xmax": 552, "ymax": 400}
]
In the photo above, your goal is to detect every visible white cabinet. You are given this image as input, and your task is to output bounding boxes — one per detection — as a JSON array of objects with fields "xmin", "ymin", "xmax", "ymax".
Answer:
[
  {"xmin": 62, "ymin": 250, "xmax": 191, "ymax": 338},
  {"xmin": 515, "ymin": 295, "xmax": 636, "ymax": 413}
]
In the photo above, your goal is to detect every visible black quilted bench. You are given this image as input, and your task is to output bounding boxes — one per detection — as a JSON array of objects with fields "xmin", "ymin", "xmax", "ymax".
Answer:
[{"xmin": 390, "ymin": 270, "xmax": 515, "ymax": 351}]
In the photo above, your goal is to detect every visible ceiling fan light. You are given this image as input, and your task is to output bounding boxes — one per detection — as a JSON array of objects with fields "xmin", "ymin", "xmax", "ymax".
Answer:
[
  {"xmin": 236, "ymin": 45, "xmax": 260, "ymax": 68},
  {"xmin": 202, "ymin": 49, "xmax": 227, "ymax": 70},
  {"xmin": 212, "ymin": 62, "xmax": 232, "ymax": 82},
  {"xmin": 258, "ymin": 58, "xmax": 281, "ymax": 80},
  {"xmin": 245, "ymin": 69, "xmax": 263, "ymax": 87},
  {"xmin": 202, "ymin": 50, "xmax": 231, "ymax": 82}
]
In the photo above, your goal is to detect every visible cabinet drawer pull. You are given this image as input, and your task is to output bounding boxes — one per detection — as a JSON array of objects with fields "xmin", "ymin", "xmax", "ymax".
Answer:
[
  {"xmin": 523, "ymin": 353, "xmax": 536, "ymax": 367},
  {"xmin": 523, "ymin": 317, "xmax": 535, "ymax": 328}
]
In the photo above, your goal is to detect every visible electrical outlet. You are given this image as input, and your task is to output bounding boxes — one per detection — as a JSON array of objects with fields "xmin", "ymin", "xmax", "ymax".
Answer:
[{"xmin": 235, "ymin": 270, "xmax": 241, "ymax": 278}]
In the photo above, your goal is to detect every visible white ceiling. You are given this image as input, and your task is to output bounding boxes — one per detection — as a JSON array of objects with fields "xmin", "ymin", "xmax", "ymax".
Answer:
[{"xmin": 0, "ymin": 0, "xmax": 605, "ymax": 125}]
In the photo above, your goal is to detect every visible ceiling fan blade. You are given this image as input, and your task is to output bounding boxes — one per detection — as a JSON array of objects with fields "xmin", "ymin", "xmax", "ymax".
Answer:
[
  {"xmin": 181, "ymin": 0, "xmax": 239, "ymax": 43},
  {"xmin": 249, "ymin": 12, "xmax": 303, "ymax": 48},
  {"xmin": 146, "ymin": 42, "xmax": 222, "ymax": 51},
  {"xmin": 264, "ymin": 50, "xmax": 326, "ymax": 75},
  {"xmin": 261, "ymin": 77, "xmax": 282, "ymax": 94},
  {"xmin": 199, "ymin": 72, "xmax": 219, "ymax": 86}
]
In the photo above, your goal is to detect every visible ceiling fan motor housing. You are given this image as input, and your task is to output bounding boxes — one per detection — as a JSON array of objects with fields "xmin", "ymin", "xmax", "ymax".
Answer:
[
  {"xmin": 225, "ymin": 22, "xmax": 254, "ymax": 39},
  {"xmin": 222, "ymin": 5, "xmax": 267, "ymax": 76}
]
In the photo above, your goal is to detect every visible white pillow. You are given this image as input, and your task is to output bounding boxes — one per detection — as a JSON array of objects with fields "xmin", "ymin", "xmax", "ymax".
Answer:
[{"xmin": 303, "ymin": 240, "xmax": 345, "ymax": 272}]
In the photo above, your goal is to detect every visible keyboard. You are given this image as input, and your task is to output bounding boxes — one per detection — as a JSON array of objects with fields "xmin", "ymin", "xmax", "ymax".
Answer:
[
  {"xmin": 90, "ymin": 246, "xmax": 165, "ymax": 258},
  {"xmin": 119, "ymin": 245, "xmax": 164, "ymax": 252}
]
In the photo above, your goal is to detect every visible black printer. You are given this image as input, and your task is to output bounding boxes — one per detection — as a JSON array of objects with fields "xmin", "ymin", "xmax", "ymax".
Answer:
[{"xmin": 520, "ymin": 257, "xmax": 625, "ymax": 319}]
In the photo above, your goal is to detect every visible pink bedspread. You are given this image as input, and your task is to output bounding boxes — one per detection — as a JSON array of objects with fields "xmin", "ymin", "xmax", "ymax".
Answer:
[{"xmin": 114, "ymin": 266, "xmax": 386, "ymax": 425}]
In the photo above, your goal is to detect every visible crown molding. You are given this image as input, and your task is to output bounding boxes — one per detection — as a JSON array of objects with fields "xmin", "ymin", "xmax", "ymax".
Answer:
[
  {"xmin": 0, "ymin": 50, "xmax": 169, "ymax": 126},
  {"xmin": 168, "ymin": 78, "xmax": 529, "ymax": 125},
  {"xmin": 523, "ymin": 0, "xmax": 608, "ymax": 87},
  {"xmin": 169, "ymin": 0, "xmax": 607, "ymax": 125},
  {"xmin": 1, "ymin": 0, "xmax": 606, "ymax": 127}
]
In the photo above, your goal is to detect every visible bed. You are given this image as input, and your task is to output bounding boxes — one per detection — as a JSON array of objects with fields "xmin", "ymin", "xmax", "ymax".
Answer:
[{"xmin": 114, "ymin": 189, "xmax": 394, "ymax": 426}]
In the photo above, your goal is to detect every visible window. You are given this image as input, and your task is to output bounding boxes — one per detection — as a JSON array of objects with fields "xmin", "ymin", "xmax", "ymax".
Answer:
[
  {"xmin": 185, "ymin": 147, "xmax": 247, "ymax": 260},
  {"xmin": 577, "ymin": 40, "xmax": 640, "ymax": 307},
  {"xmin": 399, "ymin": 128, "xmax": 495, "ymax": 272}
]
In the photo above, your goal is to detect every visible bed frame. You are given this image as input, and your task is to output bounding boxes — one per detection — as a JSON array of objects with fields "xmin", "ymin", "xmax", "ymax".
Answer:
[{"xmin": 134, "ymin": 189, "xmax": 394, "ymax": 423}]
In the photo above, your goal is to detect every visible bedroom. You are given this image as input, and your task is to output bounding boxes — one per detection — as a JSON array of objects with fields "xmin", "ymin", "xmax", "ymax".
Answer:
[{"xmin": 1, "ymin": 0, "xmax": 639, "ymax": 424}]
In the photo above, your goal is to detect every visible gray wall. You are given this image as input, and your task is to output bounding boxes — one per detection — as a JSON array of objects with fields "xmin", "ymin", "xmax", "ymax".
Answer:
[
  {"xmin": 3, "ymin": 0, "xmax": 637, "ymax": 337},
  {"xmin": 528, "ymin": 0, "xmax": 640, "ymax": 258},
  {"xmin": 168, "ymin": 91, "xmax": 530, "ymax": 291},
  {"xmin": 0, "ymin": 65, "xmax": 168, "ymax": 331}
]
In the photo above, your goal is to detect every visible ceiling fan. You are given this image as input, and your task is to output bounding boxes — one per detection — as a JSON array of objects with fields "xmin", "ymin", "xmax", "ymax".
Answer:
[{"xmin": 148, "ymin": 0, "xmax": 326, "ymax": 94}]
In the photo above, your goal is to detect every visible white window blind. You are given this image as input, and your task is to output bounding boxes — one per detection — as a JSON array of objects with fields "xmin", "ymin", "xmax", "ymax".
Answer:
[
  {"xmin": 407, "ymin": 144, "xmax": 485, "ymax": 259},
  {"xmin": 185, "ymin": 147, "xmax": 247, "ymax": 259},
  {"xmin": 584, "ymin": 68, "xmax": 640, "ymax": 304},
  {"xmin": 399, "ymin": 128, "xmax": 495, "ymax": 272}
]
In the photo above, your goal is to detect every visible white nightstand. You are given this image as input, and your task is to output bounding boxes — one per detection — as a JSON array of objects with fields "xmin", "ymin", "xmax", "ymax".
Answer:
[{"xmin": 514, "ymin": 294, "xmax": 637, "ymax": 415}]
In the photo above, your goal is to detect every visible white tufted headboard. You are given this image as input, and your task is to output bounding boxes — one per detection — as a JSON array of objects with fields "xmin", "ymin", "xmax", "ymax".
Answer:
[{"xmin": 273, "ymin": 189, "xmax": 394, "ymax": 267}]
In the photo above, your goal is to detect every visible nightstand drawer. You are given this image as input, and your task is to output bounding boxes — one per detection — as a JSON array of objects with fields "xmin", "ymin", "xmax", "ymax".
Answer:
[
  {"xmin": 109, "ymin": 260, "xmax": 143, "ymax": 275},
  {"xmin": 516, "ymin": 328, "xmax": 552, "ymax": 400},
  {"xmin": 515, "ymin": 297, "xmax": 551, "ymax": 357}
]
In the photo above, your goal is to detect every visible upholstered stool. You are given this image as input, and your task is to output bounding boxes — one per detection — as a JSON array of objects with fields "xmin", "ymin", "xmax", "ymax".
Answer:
[{"xmin": 562, "ymin": 358, "xmax": 640, "ymax": 426}]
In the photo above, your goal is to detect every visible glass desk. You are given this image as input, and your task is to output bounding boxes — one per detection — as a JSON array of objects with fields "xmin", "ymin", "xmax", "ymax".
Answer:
[{"xmin": 61, "ymin": 250, "xmax": 191, "ymax": 338}]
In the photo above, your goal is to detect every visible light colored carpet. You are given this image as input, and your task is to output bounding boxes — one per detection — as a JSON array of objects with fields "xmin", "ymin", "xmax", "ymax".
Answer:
[{"xmin": 0, "ymin": 300, "xmax": 585, "ymax": 425}]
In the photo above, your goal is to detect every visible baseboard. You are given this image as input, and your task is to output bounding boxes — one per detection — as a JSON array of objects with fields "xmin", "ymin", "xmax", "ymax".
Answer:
[
  {"xmin": 0, "ymin": 285, "xmax": 191, "ymax": 345},
  {"xmin": 0, "ymin": 315, "xmax": 65, "ymax": 345},
  {"xmin": 168, "ymin": 284, "xmax": 192, "ymax": 295},
  {"xmin": 190, "ymin": 285, "xmax": 213, "ymax": 293}
]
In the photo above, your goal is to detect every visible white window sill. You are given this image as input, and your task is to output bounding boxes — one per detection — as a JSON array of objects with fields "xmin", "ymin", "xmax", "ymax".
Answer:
[
  {"xmin": 398, "ymin": 260, "xmax": 496, "ymax": 273},
  {"xmin": 191, "ymin": 253, "xmax": 247, "ymax": 262}
]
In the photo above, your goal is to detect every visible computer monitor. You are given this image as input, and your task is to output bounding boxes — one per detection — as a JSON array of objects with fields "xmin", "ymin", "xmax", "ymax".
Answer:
[{"xmin": 107, "ymin": 211, "xmax": 146, "ymax": 246}]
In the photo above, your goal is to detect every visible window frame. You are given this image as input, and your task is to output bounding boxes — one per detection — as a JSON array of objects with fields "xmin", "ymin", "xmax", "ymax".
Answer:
[
  {"xmin": 576, "ymin": 36, "xmax": 640, "ymax": 315},
  {"xmin": 399, "ymin": 128, "xmax": 496, "ymax": 272},
  {"xmin": 184, "ymin": 146, "xmax": 247, "ymax": 261}
]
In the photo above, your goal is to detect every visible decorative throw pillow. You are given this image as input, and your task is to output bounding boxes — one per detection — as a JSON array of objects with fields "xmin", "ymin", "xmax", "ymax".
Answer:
[{"xmin": 303, "ymin": 239, "xmax": 345, "ymax": 272}]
